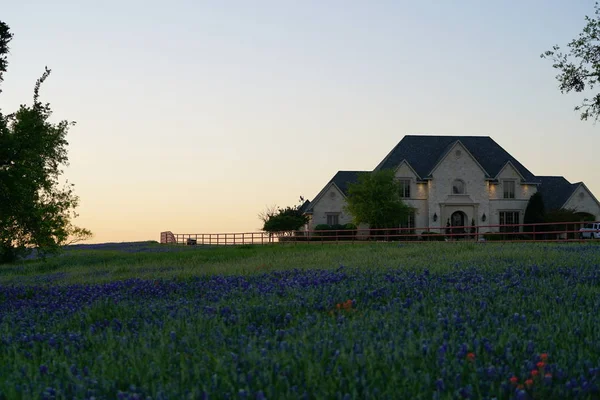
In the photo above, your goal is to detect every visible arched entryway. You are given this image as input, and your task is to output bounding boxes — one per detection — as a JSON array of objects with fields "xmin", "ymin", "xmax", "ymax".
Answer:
[
  {"xmin": 448, "ymin": 211, "xmax": 468, "ymax": 239},
  {"xmin": 451, "ymin": 211, "xmax": 467, "ymax": 228}
]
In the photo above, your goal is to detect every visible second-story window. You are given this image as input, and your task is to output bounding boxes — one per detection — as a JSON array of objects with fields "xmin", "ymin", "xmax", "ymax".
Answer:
[
  {"xmin": 503, "ymin": 180, "xmax": 515, "ymax": 199},
  {"xmin": 399, "ymin": 179, "xmax": 411, "ymax": 198}
]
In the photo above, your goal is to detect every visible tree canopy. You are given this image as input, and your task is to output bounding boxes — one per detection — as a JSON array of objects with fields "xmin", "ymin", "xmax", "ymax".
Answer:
[
  {"xmin": 259, "ymin": 197, "xmax": 309, "ymax": 235},
  {"xmin": 0, "ymin": 21, "xmax": 91, "ymax": 263},
  {"xmin": 344, "ymin": 169, "xmax": 412, "ymax": 229},
  {"xmin": 542, "ymin": 3, "xmax": 600, "ymax": 121}
]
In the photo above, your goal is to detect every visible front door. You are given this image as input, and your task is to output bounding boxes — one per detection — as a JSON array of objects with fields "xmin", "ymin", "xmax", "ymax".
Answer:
[{"xmin": 451, "ymin": 211, "xmax": 465, "ymax": 228}]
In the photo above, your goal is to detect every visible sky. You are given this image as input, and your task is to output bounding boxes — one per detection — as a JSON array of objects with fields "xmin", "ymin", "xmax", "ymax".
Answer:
[{"xmin": 1, "ymin": 0, "xmax": 599, "ymax": 243}]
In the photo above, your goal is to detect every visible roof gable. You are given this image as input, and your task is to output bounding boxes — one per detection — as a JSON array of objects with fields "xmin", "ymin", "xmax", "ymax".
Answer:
[
  {"xmin": 495, "ymin": 161, "xmax": 526, "ymax": 181},
  {"xmin": 374, "ymin": 135, "xmax": 536, "ymax": 181},
  {"xmin": 305, "ymin": 171, "xmax": 365, "ymax": 212},
  {"xmin": 395, "ymin": 159, "xmax": 421, "ymax": 180},
  {"xmin": 562, "ymin": 182, "xmax": 600, "ymax": 211},
  {"xmin": 427, "ymin": 140, "xmax": 489, "ymax": 177}
]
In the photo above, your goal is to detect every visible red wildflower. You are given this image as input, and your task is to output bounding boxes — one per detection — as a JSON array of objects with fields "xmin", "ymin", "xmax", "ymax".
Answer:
[
  {"xmin": 510, "ymin": 376, "xmax": 519, "ymax": 385},
  {"xmin": 545, "ymin": 373, "xmax": 552, "ymax": 379},
  {"xmin": 540, "ymin": 353, "xmax": 548, "ymax": 362},
  {"xmin": 537, "ymin": 361, "xmax": 545, "ymax": 369},
  {"xmin": 525, "ymin": 379, "xmax": 533, "ymax": 388},
  {"xmin": 343, "ymin": 299, "xmax": 353, "ymax": 310},
  {"xmin": 466, "ymin": 352, "xmax": 475, "ymax": 362},
  {"xmin": 531, "ymin": 370, "xmax": 539, "ymax": 378}
]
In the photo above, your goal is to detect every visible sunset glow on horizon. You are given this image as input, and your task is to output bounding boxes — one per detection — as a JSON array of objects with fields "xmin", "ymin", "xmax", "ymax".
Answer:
[{"xmin": 2, "ymin": 0, "xmax": 599, "ymax": 243}]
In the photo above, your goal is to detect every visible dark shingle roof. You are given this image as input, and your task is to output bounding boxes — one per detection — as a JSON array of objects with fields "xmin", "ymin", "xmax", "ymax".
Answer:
[
  {"xmin": 535, "ymin": 176, "xmax": 579, "ymax": 211},
  {"xmin": 329, "ymin": 171, "xmax": 366, "ymax": 195},
  {"xmin": 374, "ymin": 135, "xmax": 536, "ymax": 181},
  {"xmin": 297, "ymin": 199, "xmax": 311, "ymax": 214}
]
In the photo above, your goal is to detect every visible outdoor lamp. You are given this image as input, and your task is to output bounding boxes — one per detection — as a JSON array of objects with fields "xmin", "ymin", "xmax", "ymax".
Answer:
[
  {"xmin": 482, "ymin": 213, "xmax": 487, "ymax": 222},
  {"xmin": 433, "ymin": 212, "xmax": 438, "ymax": 222}
]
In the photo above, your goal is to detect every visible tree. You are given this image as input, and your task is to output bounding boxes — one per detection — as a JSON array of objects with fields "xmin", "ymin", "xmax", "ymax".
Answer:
[
  {"xmin": 0, "ymin": 21, "xmax": 91, "ymax": 263},
  {"xmin": 260, "ymin": 197, "xmax": 309, "ymax": 237},
  {"xmin": 541, "ymin": 3, "xmax": 600, "ymax": 121},
  {"xmin": 523, "ymin": 192, "xmax": 546, "ymax": 236},
  {"xmin": 344, "ymin": 169, "xmax": 412, "ymax": 230}
]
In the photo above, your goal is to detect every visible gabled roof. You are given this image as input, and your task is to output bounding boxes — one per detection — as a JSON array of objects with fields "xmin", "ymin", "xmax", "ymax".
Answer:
[
  {"xmin": 298, "ymin": 199, "xmax": 311, "ymax": 214},
  {"xmin": 374, "ymin": 135, "xmax": 536, "ymax": 181},
  {"xmin": 304, "ymin": 171, "xmax": 366, "ymax": 213},
  {"xmin": 535, "ymin": 176, "xmax": 579, "ymax": 211},
  {"xmin": 330, "ymin": 171, "xmax": 365, "ymax": 195},
  {"xmin": 495, "ymin": 160, "xmax": 526, "ymax": 181},
  {"xmin": 427, "ymin": 139, "xmax": 490, "ymax": 177}
]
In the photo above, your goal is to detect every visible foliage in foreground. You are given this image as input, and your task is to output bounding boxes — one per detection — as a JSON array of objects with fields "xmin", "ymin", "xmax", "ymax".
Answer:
[
  {"xmin": 542, "ymin": 2, "xmax": 600, "ymax": 121},
  {"xmin": 0, "ymin": 21, "xmax": 91, "ymax": 263},
  {"xmin": 1, "ymin": 243, "xmax": 600, "ymax": 399}
]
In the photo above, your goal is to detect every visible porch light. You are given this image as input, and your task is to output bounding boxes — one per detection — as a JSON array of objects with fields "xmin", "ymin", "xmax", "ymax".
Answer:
[
  {"xmin": 433, "ymin": 212, "xmax": 438, "ymax": 222},
  {"xmin": 482, "ymin": 213, "xmax": 487, "ymax": 222}
]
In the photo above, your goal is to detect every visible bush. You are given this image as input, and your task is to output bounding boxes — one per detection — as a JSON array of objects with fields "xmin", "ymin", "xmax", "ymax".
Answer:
[
  {"xmin": 314, "ymin": 224, "xmax": 332, "ymax": 238},
  {"xmin": 312, "ymin": 223, "xmax": 358, "ymax": 240}
]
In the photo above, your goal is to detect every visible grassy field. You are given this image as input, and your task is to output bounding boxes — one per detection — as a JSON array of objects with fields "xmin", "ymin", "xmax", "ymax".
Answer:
[{"xmin": 1, "ymin": 242, "xmax": 600, "ymax": 399}]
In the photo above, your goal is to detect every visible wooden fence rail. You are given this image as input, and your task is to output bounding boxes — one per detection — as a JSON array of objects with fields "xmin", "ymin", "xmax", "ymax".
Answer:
[{"xmin": 160, "ymin": 220, "xmax": 600, "ymax": 246}]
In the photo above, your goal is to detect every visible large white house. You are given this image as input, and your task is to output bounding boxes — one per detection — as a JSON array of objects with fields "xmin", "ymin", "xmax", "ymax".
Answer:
[{"xmin": 301, "ymin": 135, "xmax": 600, "ymax": 234}]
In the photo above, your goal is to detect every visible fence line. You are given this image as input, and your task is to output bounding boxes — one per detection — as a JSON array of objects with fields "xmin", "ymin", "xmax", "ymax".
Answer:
[{"xmin": 160, "ymin": 220, "xmax": 600, "ymax": 246}]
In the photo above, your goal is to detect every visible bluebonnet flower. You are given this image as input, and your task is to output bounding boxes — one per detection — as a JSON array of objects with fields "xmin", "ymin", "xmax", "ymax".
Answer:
[{"xmin": 435, "ymin": 378, "xmax": 445, "ymax": 391}]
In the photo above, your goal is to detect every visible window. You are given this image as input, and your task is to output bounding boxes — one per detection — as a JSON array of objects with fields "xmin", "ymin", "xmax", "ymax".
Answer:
[
  {"xmin": 399, "ymin": 179, "xmax": 411, "ymax": 198},
  {"xmin": 503, "ymin": 180, "xmax": 515, "ymax": 199},
  {"xmin": 452, "ymin": 179, "xmax": 465, "ymax": 194},
  {"xmin": 499, "ymin": 211, "xmax": 520, "ymax": 232},
  {"xmin": 326, "ymin": 213, "xmax": 339, "ymax": 226}
]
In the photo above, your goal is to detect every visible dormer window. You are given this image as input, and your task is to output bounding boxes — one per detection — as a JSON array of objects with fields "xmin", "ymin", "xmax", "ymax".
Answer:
[{"xmin": 452, "ymin": 179, "xmax": 466, "ymax": 194}]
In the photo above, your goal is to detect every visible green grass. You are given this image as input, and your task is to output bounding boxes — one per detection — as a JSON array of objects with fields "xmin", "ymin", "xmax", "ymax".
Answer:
[{"xmin": 2, "ymin": 241, "xmax": 598, "ymax": 285}]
